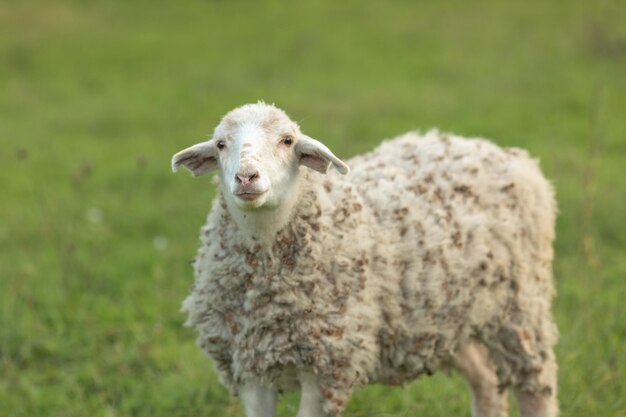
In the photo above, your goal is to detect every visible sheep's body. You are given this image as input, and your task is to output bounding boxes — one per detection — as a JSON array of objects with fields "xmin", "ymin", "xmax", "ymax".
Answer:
[{"xmin": 182, "ymin": 129, "xmax": 557, "ymax": 416}]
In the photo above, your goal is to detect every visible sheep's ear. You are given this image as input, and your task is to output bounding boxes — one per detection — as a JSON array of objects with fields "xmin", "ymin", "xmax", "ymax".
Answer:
[
  {"xmin": 296, "ymin": 135, "xmax": 349, "ymax": 175},
  {"xmin": 171, "ymin": 141, "xmax": 218, "ymax": 176}
]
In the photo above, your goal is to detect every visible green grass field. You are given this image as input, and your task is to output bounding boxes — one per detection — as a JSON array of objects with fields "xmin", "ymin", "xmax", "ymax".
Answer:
[{"xmin": 1, "ymin": 0, "xmax": 625, "ymax": 416}]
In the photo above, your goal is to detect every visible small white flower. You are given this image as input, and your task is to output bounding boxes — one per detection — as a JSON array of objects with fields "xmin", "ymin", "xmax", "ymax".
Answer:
[
  {"xmin": 153, "ymin": 235, "xmax": 168, "ymax": 251},
  {"xmin": 86, "ymin": 207, "xmax": 103, "ymax": 224}
]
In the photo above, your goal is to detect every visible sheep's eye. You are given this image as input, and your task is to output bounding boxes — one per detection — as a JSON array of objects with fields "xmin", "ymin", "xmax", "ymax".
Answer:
[
  {"xmin": 216, "ymin": 140, "xmax": 226, "ymax": 150},
  {"xmin": 281, "ymin": 135, "xmax": 294, "ymax": 146}
]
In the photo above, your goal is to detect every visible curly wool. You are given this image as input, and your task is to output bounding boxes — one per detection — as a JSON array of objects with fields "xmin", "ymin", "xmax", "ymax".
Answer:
[{"xmin": 182, "ymin": 130, "xmax": 557, "ymax": 416}]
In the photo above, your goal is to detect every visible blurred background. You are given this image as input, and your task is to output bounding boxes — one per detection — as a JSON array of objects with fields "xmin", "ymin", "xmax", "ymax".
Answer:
[{"xmin": 1, "ymin": 0, "xmax": 625, "ymax": 416}]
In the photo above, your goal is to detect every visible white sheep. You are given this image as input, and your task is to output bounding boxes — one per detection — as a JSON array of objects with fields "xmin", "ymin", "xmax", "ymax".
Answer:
[{"xmin": 172, "ymin": 102, "xmax": 558, "ymax": 417}]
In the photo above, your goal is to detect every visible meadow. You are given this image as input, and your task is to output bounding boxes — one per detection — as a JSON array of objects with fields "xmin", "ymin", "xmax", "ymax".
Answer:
[{"xmin": 1, "ymin": 0, "xmax": 625, "ymax": 415}]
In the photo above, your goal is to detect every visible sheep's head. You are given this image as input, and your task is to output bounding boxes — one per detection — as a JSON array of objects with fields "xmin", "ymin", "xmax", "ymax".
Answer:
[{"xmin": 172, "ymin": 102, "xmax": 349, "ymax": 210}]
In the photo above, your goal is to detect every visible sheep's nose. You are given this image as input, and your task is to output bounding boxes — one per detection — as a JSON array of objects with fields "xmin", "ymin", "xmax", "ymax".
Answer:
[{"xmin": 235, "ymin": 171, "xmax": 259, "ymax": 186}]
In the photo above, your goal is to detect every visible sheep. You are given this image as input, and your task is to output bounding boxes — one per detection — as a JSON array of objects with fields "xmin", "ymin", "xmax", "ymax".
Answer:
[{"xmin": 171, "ymin": 102, "xmax": 558, "ymax": 417}]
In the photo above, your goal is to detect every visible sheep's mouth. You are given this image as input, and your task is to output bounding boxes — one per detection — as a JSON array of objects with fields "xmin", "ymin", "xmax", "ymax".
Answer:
[{"xmin": 235, "ymin": 190, "xmax": 267, "ymax": 201}]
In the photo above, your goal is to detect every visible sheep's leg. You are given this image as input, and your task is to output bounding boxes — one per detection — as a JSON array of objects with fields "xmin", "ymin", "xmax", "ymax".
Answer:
[
  {"xmin": 514, "ymin": 389, "xmax": 558, "ymax": 417},
  {"xmin": 453, "ymin": 342, "xmax": 509, "ymax": 417},
  {"xmin": 241, "ymin": 383, "xmax": 277, "ymax": 417},
  {"xmin": 513, "ymin": 354, "xmax": 558, "ymax": 417},
  {"xmin": 296, "ymin": 371, "xmax": 325, "ymax": 417}
]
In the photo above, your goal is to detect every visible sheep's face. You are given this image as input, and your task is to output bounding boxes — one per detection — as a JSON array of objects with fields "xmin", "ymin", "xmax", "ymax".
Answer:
[{"xmin": 172, "ymin": 103, "xmax": 349, "ymax": 210}]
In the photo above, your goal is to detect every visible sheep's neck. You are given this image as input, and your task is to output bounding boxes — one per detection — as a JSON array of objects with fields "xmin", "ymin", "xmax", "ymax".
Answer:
[
  {"xmin": 235, "ymin": 205, "xmax": 297, "ymax": 246},
  {"xmin": 223, "ymin": 185, "xmax": 311, "ymax": 248}
]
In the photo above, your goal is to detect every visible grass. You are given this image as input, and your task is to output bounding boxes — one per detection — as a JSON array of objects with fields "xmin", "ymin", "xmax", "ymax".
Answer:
[{"xmin": 1, "ymin": 0, "xmax": 625, "ymax": 415}]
